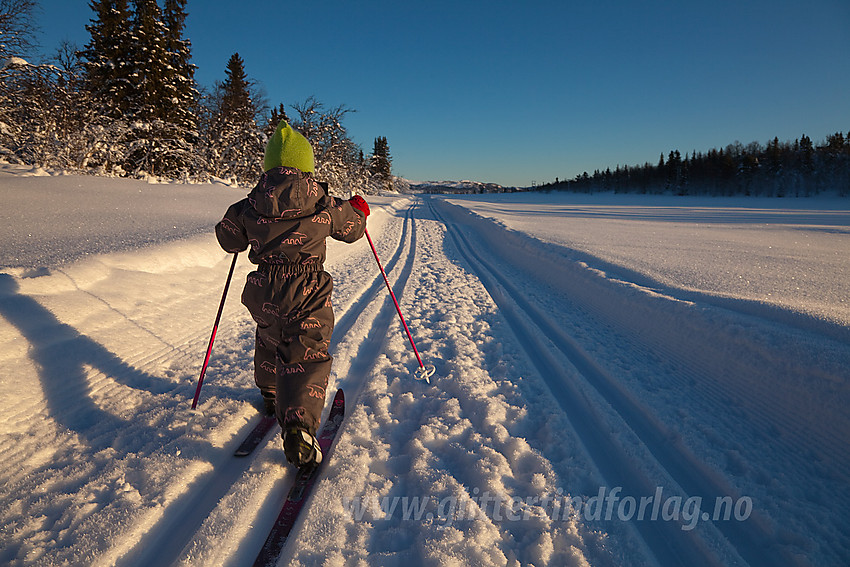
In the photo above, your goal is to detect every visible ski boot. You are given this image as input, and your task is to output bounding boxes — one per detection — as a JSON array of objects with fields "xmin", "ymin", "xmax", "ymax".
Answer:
[
  {"xmin": 282, "ymin": 426, "xmax": 323, "ymax": 468},
  {"xmin": 261, "ymin": 393, "xmax": 276, "ymax": 416}
]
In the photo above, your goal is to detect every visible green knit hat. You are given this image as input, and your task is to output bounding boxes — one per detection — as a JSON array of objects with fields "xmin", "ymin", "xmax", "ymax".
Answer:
[{"xmin": 263, "ymin": 120, "xmax": 315, "ymax": 173}]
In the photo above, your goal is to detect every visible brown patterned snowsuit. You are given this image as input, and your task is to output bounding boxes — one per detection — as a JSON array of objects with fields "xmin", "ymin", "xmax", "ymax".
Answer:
[{"xmin": 215, "ymin": 167, "xmax": 366, "ymax": 434}]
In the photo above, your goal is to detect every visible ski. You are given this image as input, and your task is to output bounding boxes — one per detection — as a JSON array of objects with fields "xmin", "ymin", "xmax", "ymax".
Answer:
[
  {"xmin": 253, "ymin": 389, "xmax": 346, "ymax": 567},
  {"xmin": 234, "ymin": 414, "xmax": 278, "ymax": 457}
]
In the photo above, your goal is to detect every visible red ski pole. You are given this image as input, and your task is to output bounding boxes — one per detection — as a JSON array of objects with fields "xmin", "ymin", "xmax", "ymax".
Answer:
[
  {"xmin": 191, "ymin": 252, "xmax": 239, "ymax": 409},
  {"xmin": 365, "ymin": 228, "xmax": 435, "ymax": 382}
]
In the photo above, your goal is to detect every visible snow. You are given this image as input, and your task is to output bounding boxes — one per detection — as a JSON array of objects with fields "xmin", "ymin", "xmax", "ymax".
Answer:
[
  {"xmin": 442, "ymin": 191, "xmax": 850, "ymax": 332},
  {"xmin": 1, "ymin": 166, "xmax": 848, "ymax": 566},
  {"xmin": 1, "ymin": 57, "xmax": 30, "ymax": 70},
  {"xmin": 0, "ymin": 164, "xmax": 241, "ymax": 269}
]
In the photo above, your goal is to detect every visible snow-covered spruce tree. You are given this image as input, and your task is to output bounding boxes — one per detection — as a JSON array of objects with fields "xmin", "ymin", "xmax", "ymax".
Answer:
[
  {"xmin": 78, "ymin": 0, "xmax": 199, "ymax": 178},
  {"xmin": 819, "ymin": 132, "xmax": 850, "ymax": 196},
  {"xmin": 202, "ymin": 52, "xmax": 264, "ymax": 185},
  {"xmin": 264, "ymin": 102, "xmax": 290, "ymax": 139},
  {"xmin": 290, "ymin": 96, "xmax": 369, "ymax": 195},
  {"xmin": 369, "ymin": 135, "xmax": 393, "ymax": 192},
  {"xmin": 122, "ymin": 0, "xmax": 198, "ymax": 178},
  {"xmin": 81, "ymin": 0, "xmax": 134, "ymax": 118},
  {"xmin": 76, "ymin": 0, "xmax": 136, "ymax": 174},
  {"xmin": 161, "ymin": 0, "xmax": 199, "ymax": 142}
]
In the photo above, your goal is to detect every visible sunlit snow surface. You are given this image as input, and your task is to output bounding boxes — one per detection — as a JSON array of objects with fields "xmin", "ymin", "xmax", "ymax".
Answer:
[
  {"xmin": 1, "ymin": 165, "xmax": 848, "ymax": 566},
  {"xmin": 444, "ymin": 191, "xmax": 850, "ymax": 329}
]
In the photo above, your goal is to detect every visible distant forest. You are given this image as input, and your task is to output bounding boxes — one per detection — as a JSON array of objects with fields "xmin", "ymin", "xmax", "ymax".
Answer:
[{"xmin": 539, "ymin": 132, "xmax": 850, "ymax": 197}]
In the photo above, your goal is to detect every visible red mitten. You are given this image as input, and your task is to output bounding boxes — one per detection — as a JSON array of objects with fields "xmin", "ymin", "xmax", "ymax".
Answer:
[{"xmin": 349, "ymin": 195, "xmax": 370, "ymax": 217}]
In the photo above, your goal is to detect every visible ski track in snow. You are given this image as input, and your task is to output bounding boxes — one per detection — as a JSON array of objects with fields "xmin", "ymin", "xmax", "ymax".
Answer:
[
  {"xmin": 427, "ymin": 198, "xmax": 849, "ymax": 566},
  {"xmin": 1, "ymin": 171, "xmax": 848, "ymax": 566}
]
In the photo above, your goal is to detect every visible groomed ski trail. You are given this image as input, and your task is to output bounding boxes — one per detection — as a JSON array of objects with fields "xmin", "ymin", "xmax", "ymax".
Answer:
[
  {"xmin": 161, "ymin": 201, "xmax": 422, "ymax": 567},
  {"xmin": 4, "ymin": 188, "xmax": 846, "ymax": 566},
  {"xmin": 428, "ymin": 196, "xmax": 850, "ymax": 566},
  {"xmin": 277, "ymin": 200, "xmax": 646, "ymax": 566}
]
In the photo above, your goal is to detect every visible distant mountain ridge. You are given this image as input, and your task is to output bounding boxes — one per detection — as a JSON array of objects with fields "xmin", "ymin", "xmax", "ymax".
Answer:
[{"xmin": 409, "ymin": 179, "xmax": 519, "ymax": 194}]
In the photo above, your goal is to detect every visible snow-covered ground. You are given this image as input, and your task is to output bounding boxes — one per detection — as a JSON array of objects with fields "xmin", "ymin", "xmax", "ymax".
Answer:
[
  {"xmin": 443, "ymin": 191, "xmax": 850, "ymax": 331},
  {"xmin": 1, "ymin": 166, "xmax": 848, "ymax": 566}
]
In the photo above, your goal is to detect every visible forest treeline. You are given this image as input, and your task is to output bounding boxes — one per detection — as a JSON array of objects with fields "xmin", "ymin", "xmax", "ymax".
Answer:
[
  {"xmin": 0, "ymin": 0, "xmax": 395, "ymax": 192},
  {"xmin": 1, "ymin": 3, "xmax": 845, "ymax": 197},
  {"xmin": 539, "ymin": 133, "xmax": 850, "ymax": 197}
]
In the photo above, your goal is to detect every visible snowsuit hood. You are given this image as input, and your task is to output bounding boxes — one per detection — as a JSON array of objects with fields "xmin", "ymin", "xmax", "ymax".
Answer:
[
  {"xmin": 215, "ymin": 168, "xmax": 366, "ymax": 268},
  {"xmin": 247, "ymin": 167, "xmax": 323, "ymax": 219}
]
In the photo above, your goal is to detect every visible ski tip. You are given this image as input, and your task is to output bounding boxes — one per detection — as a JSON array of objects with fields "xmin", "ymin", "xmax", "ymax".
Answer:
[{"xmin": 333, "ymin": 388, "xmax": 344, "ymax": 406}]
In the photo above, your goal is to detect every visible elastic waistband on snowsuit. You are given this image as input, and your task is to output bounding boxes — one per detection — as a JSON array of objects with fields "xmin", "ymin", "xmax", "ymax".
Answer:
[{"xmin": 257, "ymin": 262, "xmax": 323, "ymax": 275}]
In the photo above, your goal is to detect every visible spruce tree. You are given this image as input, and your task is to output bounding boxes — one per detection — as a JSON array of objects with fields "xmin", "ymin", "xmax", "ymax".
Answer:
[
  {"xmin": 81, "ymin": 0, "xmax": 134, "ymax": 117},
  {"xmin": 127, "ymin": 0, "xmax": 169, "ymax": 122},
  {"xmin": 102, "ymin": 0, "xmax": 199, "ymax": 177},
  {"xmin": 205, "ymin": 52, "xmax": 263, "ymax": 184},
  {"xmin": 161, "ymin": 0, "xmax": 199, "ymax": 135},
  {"xmin": 265, "ymin": 102, "xmax": 290, "ymax": 139},
  {"xmin": 370, "ymin": 136, "xmax": 392, "ymax": 190},
  {"xmin": 220, "ymin": 53, "xmax": 253, "ymax": 123}
]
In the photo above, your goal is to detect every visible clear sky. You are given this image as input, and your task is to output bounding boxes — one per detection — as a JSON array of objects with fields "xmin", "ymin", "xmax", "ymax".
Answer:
[{"xmin": 30, "ymin": 1, "xmax": 850, "ymax": 187}]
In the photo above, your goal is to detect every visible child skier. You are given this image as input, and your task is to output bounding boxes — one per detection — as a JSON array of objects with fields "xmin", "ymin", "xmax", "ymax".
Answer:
[{"xmin": 215, "ymin": 120, "xmax": 369, "ymax": 467}]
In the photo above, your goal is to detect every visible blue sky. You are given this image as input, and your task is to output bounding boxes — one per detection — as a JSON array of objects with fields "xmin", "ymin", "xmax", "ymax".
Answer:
[{"xmin": 32, "ymin": 1, "xmax": 850, "ymax": 187}]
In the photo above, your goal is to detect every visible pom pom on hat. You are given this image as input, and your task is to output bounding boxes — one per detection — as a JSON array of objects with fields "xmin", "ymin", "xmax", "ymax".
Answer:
[{"xmin": 263, "ymin": 120, "xmax": 315, "ymax": 173}]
